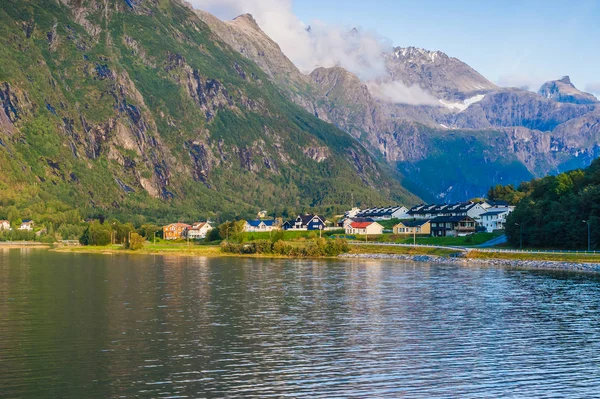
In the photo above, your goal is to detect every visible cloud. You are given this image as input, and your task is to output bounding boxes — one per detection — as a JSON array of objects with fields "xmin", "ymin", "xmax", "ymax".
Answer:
[
  {"xmin": 496, "ymin": 73, "xmax": 551, "ymax": 92},
  {"xmin": 585, "ymin": 82, "xmax": 600, "ymax": 95},
  {"xmin": 187, "ymin": 0, "xmax": 391, "ymax": 81},
  {"xmin": 367, "ymin": 81, "xmax": 440, "ymax": 106}
]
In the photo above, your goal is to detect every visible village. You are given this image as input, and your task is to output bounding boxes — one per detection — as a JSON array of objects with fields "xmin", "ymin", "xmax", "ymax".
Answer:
[{"xmin": 159, "ymin": 199, "xmax": 515, "ymax": 242}]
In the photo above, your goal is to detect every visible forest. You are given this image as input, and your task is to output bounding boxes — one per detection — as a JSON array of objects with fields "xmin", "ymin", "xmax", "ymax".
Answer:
[{"xmin": 490, "ymin": 158, "xmax": 600, "ymax": 250}]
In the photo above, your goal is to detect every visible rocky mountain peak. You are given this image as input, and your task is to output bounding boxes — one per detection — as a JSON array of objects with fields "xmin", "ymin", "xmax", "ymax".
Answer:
[
  {"xmin": 538, "ymin": 76, "xmax": 598, "ymax": 105},
  {"xmin": 231, "ymin": 13, "xmax": 260, "ymax": 29},
  {"xmin": 558, "ymin": 75, "xmax": 573, "ymax": 85},
  {"xmin": 393, "ymin": 46, "xmax": 447, "ymax": 64}
]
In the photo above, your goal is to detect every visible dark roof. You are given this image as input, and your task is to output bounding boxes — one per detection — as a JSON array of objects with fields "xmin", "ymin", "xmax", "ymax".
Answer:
[
  {"xmin": 356, "ymin": 206, "xmax": 406, "ymax": 218},
  {"xmin": 408, "ymin": 201, "xmax": 479, "ymax": 216},
  {"xmin": 397, "ymin": 220, "xmax": 430, "ymax": 227},
  {"xmin": 430, "ymin": 215, "xmax": 475, "ymax": 223},
  {"xmin": 487, "ymin": 200, "xmax": 509, "ymax": 206},
  {"xmin": 297, "ymin": 214, "xmax": 325, "ymax": 224},
  {"xmin": 246, "ymin": 219, "xmax": 276, "ymax": 227}
]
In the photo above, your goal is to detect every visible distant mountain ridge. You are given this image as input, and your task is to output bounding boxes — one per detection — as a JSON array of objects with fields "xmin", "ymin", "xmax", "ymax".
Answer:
[{"xmin": 197, "ymin": 10, "xmax": 600, "ymax": 202}]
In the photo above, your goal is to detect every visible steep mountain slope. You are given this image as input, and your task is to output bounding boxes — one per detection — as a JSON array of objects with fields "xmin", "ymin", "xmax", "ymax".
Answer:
[
  {"xmin": 0, "ymin": 0, "xmax": 418, "ymax": 222},
  {"xmin": 193, "ymin": 10, "xmax": 600, "ymax": 203}
]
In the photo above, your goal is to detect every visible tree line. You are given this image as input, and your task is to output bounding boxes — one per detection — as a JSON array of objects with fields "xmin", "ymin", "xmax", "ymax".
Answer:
[{"xmin": 489, "ymin": 158, "xmax": 600, "ymax": 250}]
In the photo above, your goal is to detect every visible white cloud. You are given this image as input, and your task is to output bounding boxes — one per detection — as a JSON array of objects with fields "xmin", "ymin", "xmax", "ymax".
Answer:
[
  {"xmin": 585, "ymin": 82, "xmax": 600, "ymax": 95},
  {"xmin": 367, "ymin": 81, "xmax": 440, "ymax": 106},
  {"xmin": 496, "ymin": 73, "xmax": 551, "ymax": 92},
  {"xmin": 187, "ymin": 0, "xmax": 391, "ymax": 81}
]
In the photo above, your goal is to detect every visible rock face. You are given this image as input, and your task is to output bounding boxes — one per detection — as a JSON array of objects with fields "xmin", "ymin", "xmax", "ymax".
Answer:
[
  {"xmin": 0, "ymin": 0, "xmax": 418, "ymax": 219},
  {"xmin": 199, "ymin": 10, "xmax": 600, "ymax": 201},
  {"xmin": 538, "ymin": 76, "xmax": 598, "ymax": 105},
  {"xmin": 384, "ymin": 47, "xmax": 497, "ymax": 100}
]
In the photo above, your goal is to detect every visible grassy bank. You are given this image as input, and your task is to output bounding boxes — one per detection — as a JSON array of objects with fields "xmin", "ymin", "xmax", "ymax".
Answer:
[
  {"xmin": 349, "ymin": 245, "xmax": 459, "ymax": 257},
  {"xmin": 54, "ymin": 243, "xmax": 225, "ymax": 257}
]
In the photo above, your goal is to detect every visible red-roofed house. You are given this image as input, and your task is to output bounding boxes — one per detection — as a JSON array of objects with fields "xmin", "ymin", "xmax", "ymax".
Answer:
[{"xmin": 345, "ymin": 221, "xmax": 384, "ymax": 235}]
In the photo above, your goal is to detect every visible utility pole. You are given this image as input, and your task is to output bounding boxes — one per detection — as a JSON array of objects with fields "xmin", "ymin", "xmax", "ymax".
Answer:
[
  {"xmin": 154, "ymin": 231, "xmax": 157, "ymax": 245},
  {"xmin": 515, "ymin": 223, "xmax": 523, "ymax": 249},
  {"xmin": 583, "ymin": 220, "xmax": 591, "ymax": 251}
]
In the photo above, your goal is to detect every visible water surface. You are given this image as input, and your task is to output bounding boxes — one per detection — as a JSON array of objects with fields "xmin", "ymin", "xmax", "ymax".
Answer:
[{"xmin": 1, "ymin": 249, "xmax": 600, "ymax": 398}]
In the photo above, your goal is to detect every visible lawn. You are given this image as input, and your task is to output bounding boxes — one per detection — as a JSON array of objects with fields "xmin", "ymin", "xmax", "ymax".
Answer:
[{"xmin": 347, "ymin": 232, "xmax": 502, "ymax": 246}]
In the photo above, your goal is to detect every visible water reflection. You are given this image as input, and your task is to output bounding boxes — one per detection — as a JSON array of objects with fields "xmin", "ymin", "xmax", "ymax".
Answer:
[{"xmin": 1, "ymin": 250, "xmax": 600, "ymax": 398}]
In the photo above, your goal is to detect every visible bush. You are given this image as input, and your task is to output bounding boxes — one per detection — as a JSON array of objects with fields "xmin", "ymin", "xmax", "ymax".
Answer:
[
  {"xmin": 79, "ymin": 221, "xmax": 111, "ymax": 246},
  {"xmin": 127, "ymin": 233, "xmax": 145, "ymax": 250}
]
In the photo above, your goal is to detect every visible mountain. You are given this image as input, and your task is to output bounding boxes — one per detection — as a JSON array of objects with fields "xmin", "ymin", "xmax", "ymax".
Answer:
[
  {"xmin": 384, "ymin": 46, "xmax": 497, "ymax": 101},
  {"xmin": 537, "ymin": 76, "xmax": 598, "ymax": 105},
  {"xmin": 0, "ymin": 0, "xmax": 418, "ymax": 223},
  {"xmin": 198, "ymin": 11, "xmax": 600, "ymax": 202}
]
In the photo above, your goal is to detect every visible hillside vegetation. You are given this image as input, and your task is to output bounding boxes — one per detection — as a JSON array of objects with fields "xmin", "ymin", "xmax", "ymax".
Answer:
[
  {"xmin": 0, "ymin": 0, "xmax": 417, "ymax": 228},
  {"xmin": 497, "ymin": 158, "xmax": 600, "ymax": 249}
]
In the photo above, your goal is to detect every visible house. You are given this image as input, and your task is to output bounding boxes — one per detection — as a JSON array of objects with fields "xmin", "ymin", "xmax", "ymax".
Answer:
[
  {"xmin": 393, "ymin": 220, "xmax": 431, "ymax": 235},
  {"xmin": 244, "ymin": 219, "xmax": 278, "ymax": 232},
  {"xmin": 19, "ymin": 220, "xmax": 34, "ymax": 231},
  {"xmin": 407, "ymin": 201, "xmax": 487, "ymax": 222},
  {"xmin": 344, "ymin": 207, "xmax": 361, "ymax": 218},
  {"xmin": 355, "ymin": 206, "xmax": 409, "ymax": 220},
  {"xmin": 187, "ymin": 222, "xmax": 212, "ymax": 239},
  {"xmin": 0, "ymin": 220, "xmax": 10, "ymax": 230},
  {"xmin": 480, "ymin": 210, "xmax": 512, "ymax": 233},
  {"xmin": 341, "ymin": 217, "xmax": 374, "ymax": 229},
  {"xmin": 430, "ymin": 216, "xmax": 476, "ymax": 237},
  {"xmin": 257, "ymin": 210, "xmax": 267, "ymax": 218},
  {"xmin": 163, "ymin": 223, "xmax": 191, "ymax": 240},
  {"xmin": 283, "ymin": 214, "xmax": 326, "ymax": 230},
  {"xmin": 345, "ymin": 221, "xmax": 384, "ymax": 235}
]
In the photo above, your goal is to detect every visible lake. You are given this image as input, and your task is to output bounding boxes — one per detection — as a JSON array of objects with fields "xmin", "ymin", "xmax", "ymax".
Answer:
[{"xmin": 1, "ymin": 249, "xmax": 600, "ymax": 398}]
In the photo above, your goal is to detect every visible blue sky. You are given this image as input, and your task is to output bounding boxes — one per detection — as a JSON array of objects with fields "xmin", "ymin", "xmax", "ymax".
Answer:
[{"xmin": 292, "ymin": 0, "xmax": 600, "ymax": 93}]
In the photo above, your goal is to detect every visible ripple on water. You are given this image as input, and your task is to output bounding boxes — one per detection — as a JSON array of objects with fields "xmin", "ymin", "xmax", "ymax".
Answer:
[{"xmin": 1, "ymin": 251, "xmax": 600, "ymax": 398}]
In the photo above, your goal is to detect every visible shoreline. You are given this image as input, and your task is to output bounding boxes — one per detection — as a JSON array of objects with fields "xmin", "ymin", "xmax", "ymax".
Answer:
[
  {"xmin": 340, "ymin": 253, "xmax": 600, "ymax": 273},
  {"xmin": 47, "ymin": 245, "xmax": 600, "ymax": 273}
]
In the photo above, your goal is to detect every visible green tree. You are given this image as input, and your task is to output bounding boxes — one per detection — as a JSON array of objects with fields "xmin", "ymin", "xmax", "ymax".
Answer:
[{"xmin": 127, "ymin": 233, "xmax": 146, "ymax": 250}]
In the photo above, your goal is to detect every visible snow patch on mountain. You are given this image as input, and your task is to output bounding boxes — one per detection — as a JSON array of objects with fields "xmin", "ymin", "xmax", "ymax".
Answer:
[{"xmin": 439, "ymin": 94, "xmax": 485, "ymax": 111}]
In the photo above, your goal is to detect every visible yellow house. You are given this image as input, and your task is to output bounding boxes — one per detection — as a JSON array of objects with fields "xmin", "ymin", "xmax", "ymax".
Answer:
[{"xmin": 393, "ymin": 220, "xmax": 431, "ymax": 235}]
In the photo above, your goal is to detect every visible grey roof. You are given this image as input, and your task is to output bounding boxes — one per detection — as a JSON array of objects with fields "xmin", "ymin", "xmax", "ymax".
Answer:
[{"xmin": 397, "ymin": 220, "xmax": 430, "ymax": 227}]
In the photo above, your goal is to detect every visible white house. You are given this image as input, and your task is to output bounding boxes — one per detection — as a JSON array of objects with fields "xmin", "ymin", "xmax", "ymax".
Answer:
[
  {"xmin": 481, "ymin": 210, "xmax": 512, "ymax": 232},
  {"xmin": 355, "ymin": 206, "xmax": 409, "ymax": 220},
  {"xmin": 0, "ymin": 220, "xmax": 10, "ymax": 230},
  {"xmin": 345, "ymin": 221, "xmax": 384, "ymax": 235},
  {"xmin": 244, "ymin": 219, "xmax": 277, "ymax": 232},
  {"xmin": 187, "ymin": 222, "xmax": 212, "ymax": 239},
  {"xmin": 344, "ymin": 207, "xmax": 361, "ymax": 218},
  {"xmin": 19, "ymin": 220, "xmax": 34, "ymax": 231}
]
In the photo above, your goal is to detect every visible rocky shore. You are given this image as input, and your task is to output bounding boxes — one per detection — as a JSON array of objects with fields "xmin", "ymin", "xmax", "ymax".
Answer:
[{"xmin": 339, "ymin": 253, "xmax": 600, "ymax": 273}]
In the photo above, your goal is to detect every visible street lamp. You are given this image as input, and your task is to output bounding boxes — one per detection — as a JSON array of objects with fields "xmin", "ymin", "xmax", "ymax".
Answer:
[
  {"xmin": 514, "ymin": 223, "xmax": 523, "ymax": 249},
  {"xmin": 583, "ymin": 220, "xmax": 591, "ymax": 252}
]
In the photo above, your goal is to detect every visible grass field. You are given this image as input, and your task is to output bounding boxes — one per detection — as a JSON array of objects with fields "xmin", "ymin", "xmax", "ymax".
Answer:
[{"xmin": 348, "ymin": 232, "xmax": 502, "ymax": 246}]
